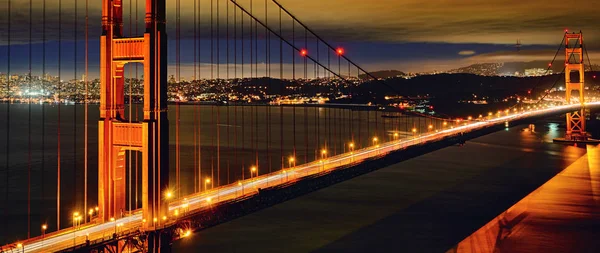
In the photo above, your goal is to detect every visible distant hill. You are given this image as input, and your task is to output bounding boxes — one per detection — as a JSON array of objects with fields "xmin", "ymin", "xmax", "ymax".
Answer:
[
  {"xmin": 359, "ymin": 70, "xmax": 406, "ymax": 79},
  {"xmin": 448, "ymin": 61, "xmax": 600, "ymax": 76}
]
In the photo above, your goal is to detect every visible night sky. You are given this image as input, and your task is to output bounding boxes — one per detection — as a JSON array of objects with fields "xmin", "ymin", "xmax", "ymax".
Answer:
[{"xmin": 1, "ymin": 0, "xmax": 598, "ymax": 78}]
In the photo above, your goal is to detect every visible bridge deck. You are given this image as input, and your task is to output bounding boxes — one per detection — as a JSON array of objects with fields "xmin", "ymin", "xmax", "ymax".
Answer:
[{"xmin": 450, "ymin": 144, "xmax": 600, "ymax": 253}]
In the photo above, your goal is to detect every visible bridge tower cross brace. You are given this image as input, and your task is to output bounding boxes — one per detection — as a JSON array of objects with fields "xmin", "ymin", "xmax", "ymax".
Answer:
[
  {"xmin": 99, "ymin": 0, "xmax": 169, "ymax": 230},
  {"xmin": 564, "ymin": 32, "xmax": 588, "ymax": 141}
]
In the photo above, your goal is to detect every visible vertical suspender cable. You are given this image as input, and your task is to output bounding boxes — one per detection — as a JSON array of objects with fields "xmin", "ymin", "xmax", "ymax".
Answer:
[
  {"xmin": 127, "ymin": 0, "xmax": 132, "ymax": 214},
  {"xmin": 134, "ymin": 0, "xmax": 139, "ymax": 208},
  {"xmin": 27, "ymin": 0, "xmax": 32, "ymax": 238},
  {"xmin": 227, "ymin": 0, "xmax": 231, "ymax": 185},
  {"xmin": 84, "ymin": 0, "xmax": 89, "ymax": 222},
  {"xmin": 265, "ymin": 0, "xmax": 271, "ymax": 175},
  {"xmin": 73, "ymin": 0, "xmax": 79, "ymax": 218},
  {"xmin": 241, "ymin": 9, "xmax": 245, "ymax": 181},
  {"xmin": 42, "ymin": 0, "xmax": 47, "ymax": 227},
  {"xmin": 217, "ymin": 0, "xmax": 221, "ymax": 188},
  {"xmin": 4, "ymin": 0, "xmax": 12, "ymax": 237},
  {"xmin": 4, "ymin": 0, "xmax": 11, "ymax": 238},
  {"xmin": 193, "ymin": 0, "xmax": 197, "ymax": 193},
  {"xmin": 57, "ymin": 0, "xmax": 62, "ymax": 230},
  {"xmin": 210, "ymin": 0, "xmax": 214, "ymax": 185},
  {"xmin": 176, "ymin": 0, "xmax": 181, "ymax": 198},
  {"xmin": 198, "ymin": 0, "xmax": 203, "ymax": 191}
]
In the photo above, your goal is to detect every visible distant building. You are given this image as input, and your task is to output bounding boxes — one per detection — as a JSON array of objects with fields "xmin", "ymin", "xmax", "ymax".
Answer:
[{"xmin": 524, "ymin": 68, "xmax": 552, "ymax": 77}]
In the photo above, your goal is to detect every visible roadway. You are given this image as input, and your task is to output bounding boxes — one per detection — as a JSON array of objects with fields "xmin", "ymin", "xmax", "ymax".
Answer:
[{"xmin": 4, "ymin": 102, "xmax": 600, "ymax": 253}]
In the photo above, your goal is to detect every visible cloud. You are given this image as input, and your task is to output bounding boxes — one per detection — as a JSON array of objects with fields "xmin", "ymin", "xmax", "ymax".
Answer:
[{"xmin": 458, "ymin": 50, "xmax": 476, "ymax": 56}]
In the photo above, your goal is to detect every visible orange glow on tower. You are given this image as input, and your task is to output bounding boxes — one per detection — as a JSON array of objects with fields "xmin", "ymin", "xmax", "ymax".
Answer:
[
  {"xmin": 98, "ymin": 0, "xmax": 169, "ymax": 231},
  {"xmin": 563, "ymin": 32, "xmax": 588, "ymax": 141}
]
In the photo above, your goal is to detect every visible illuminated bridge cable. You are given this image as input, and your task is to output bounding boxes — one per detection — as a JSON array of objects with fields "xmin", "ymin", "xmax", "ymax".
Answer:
[
  {"xmin": 229, "ymin": 0, "xmax": 357, "ymax": 87},
  {"xmin": 5, "ymin": 0, "xmax": 11, "ymax": 238},
  {"xmin": 28, "ymin": 0, "xmax": 32, "ymax": 238},
  {"xmin": 217, "ymin": 0, "xmax": 221, "ymax": 187},
  {"xmin": 535, "ymin": 34, "xmax": 581, "ymax": 104},
  {"xmin": 57, "ymin": 0, "xmax": 62, "ymax": 230},
  {"xmin": 73, "ymin": 0, "xmax": 78, "ymax": 220},
  {"xmin": 42, "ymin": 0, "xmax": 47, "ymax": 229},
  {"xmin": 176, "ymin": 0, "xmax": 182, "ymax": 197},
  {"xmin": 84, "ymin": 0, "xmax": 89, "ymax": 224},
  {"xmin": 528, "ymin": 35, "xmax": 566, "ymax": 99}
]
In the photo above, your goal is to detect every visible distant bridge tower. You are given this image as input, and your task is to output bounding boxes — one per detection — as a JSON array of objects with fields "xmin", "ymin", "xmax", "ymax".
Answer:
[
  {"xmin": 99, "ymin": 0, "xmax": 169, "ymax": 236},
  {"xmin": 563, "ymin": 32, "xmax": 588, "ymax": 141}
]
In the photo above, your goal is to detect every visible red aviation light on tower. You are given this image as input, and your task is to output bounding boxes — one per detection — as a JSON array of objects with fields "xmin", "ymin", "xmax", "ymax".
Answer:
[
  {"xmin": 548, "ymin": 63, "xmax": 552, "ymax": 67},
  {"xmin": 336, "ymin": 48, "xmax": 344, "ymax": 56},
  {"xmin": 300, "ymin": 49, "xmax": 308, "ymax": 57},
  {"xmin": 564, "ymin": 28, "xmax": 569, "ymax": 33}
]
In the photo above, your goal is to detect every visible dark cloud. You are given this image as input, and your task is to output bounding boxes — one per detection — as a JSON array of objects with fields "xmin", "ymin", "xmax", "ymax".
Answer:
[{"xmin": 1, "ymin": 0, "xmax": 598, "ymax": 75}]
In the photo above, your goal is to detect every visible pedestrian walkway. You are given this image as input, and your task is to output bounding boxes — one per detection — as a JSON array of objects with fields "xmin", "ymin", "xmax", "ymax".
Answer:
[{"xmin": 448, "ymin": 144, "xmax": 600, "ymax": 253}]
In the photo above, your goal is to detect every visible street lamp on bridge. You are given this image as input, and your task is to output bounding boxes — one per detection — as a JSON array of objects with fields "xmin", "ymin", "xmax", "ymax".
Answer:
[
  {"xmin": 288, "ymin": 156, "xmax": 295, "ymax": 169},
  {"xmin": 205, "ymin": 178, "xmax": 212, "ymax": 191}
]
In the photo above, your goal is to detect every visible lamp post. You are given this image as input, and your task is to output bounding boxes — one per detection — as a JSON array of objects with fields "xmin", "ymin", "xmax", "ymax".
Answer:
[
  {"xmin": 204, "ymin": 178, "xmax": 211, "ymax": 191},
  {"xmin": 412, "ymin": 128, "xmax": 417, "ymax": 145},
  {"xmin": 111, "ymin": 217, "xmax": 116, "ymax": 234},
  {"xmin": 250, "ymin": 166, "xmax": 257, "ymax": 190},
  {"xmin": 349, "ymin": 143, "xmax": 355, "ymax": 162},
  {"xmin": 73, "ymin": 212, "xmax": 81, "ymax": 247},
  {"xmin": 41, "ymin": 224, "xmax": 47, "ymax": 250},
  {"xmin": 16, "ymin": 243, "xmax": 23, "ymax": 253},
  {"xmin": 288, "ymin": 157, "xmax": 295, "ymax": 169},
  {"xmin": 372, "ymin": 137, "xmax": 379, "ymax": 154},
  {"xmin": 321, "ymin": 149, "xmax": 327, "ymax": 171}
]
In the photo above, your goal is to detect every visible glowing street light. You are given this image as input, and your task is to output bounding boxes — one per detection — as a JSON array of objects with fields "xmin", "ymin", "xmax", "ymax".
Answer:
[
  {"xmin": 205, "ymin": 178, "xmax": 211, "ymax": 191},
  {"xmin": 321, "ymin": 149, "xmax": 328, "ymax": 171},
  {"xmin": 41, "ymin": 224, "xmax": 47, "ymax": 249},
  {"xmin": 165, "ymin": 190, "xmax": 173, "ymax": 199},
  {"xmin": 288, "ymin": 156, "xmax": 295, "ymax": 168},
  {"xmin": 372, "ymin": 137, "xmax": 378, "ymax": 146},
  {"xmin": 111, "ymin": 217, "xmax": 116, "ymax": 234},
  {"xmin": 428, "ymin": 124, "xmax": 433, "ymax": 131},
  {"xmin": 282, "ymin": 170, "xmax": 288, "ymax": 182}
]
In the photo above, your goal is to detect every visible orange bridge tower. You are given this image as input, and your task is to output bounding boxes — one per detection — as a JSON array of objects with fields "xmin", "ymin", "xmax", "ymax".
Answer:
[
  {"xmin": 98, "ymin": 0, "xmax": 169, "ymax": 232},
  {"xmin": 563, "ymin": 32, "xmax": 588, "ymax": 141}
]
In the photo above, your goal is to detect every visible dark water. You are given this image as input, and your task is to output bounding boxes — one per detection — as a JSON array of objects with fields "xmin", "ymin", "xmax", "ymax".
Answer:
[
  {"xmin": 171, "ymin": 118, "xmax": 589, "ymax": 253},
  {"xmin": 0, "ymin": 103, "xmax": 440, "ymax": 244}
]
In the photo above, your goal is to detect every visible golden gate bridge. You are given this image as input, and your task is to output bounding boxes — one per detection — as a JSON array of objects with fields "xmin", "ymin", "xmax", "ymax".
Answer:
[{"xmin": 0, "ymin": 0, "xmax": 598, "ymax": 252}]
